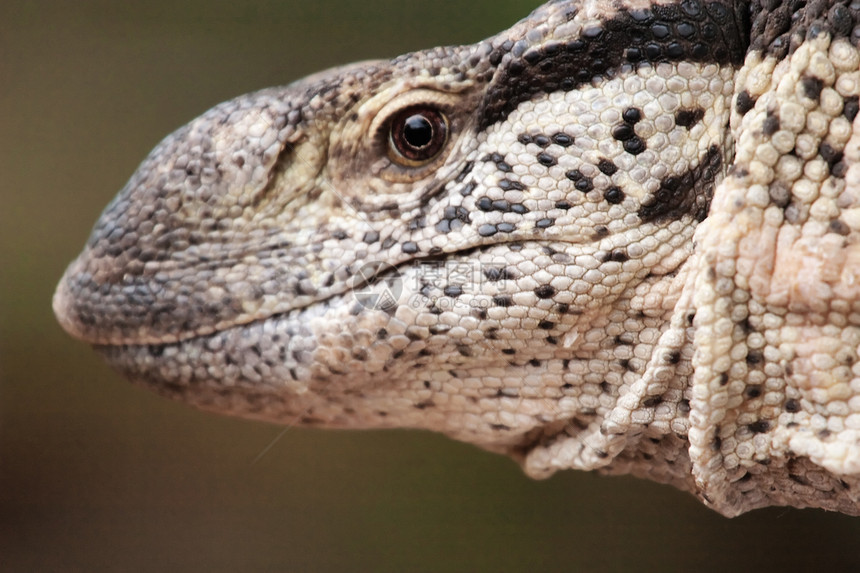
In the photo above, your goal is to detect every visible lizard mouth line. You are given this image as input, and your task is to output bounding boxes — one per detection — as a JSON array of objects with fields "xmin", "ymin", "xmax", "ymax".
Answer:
[{"xmin": 96, "ymin": 236, "xmax": 598, "ymax": 351}]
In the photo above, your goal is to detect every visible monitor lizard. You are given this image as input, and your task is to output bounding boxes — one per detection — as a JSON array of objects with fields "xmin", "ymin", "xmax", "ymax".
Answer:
[{"xmin": 54, "ymin": 0, "xmax": 860, "ymax": 516}]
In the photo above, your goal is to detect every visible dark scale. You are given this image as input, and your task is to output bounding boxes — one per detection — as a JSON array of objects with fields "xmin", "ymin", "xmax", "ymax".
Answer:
[
  {"xmin": 845, "ymin": 96, "xmax": 859, "ymax": 122},
  {"xmin": 492, "ymin": 199, "xmax": 512, "ymax": 212},
  {"xmin": 537, "ymin": 152, "xmax": 557, "ymax": 166},
  {"xmin": 622, "ymin": 107, "xmax": 642, "ymax": 124},
  {"xmin": 534, "ymin": 284, "xmax": 556, "ymax": 299},
  {"xmin": 551, "ymin": 133, "xmax": 573, "ymax": 147},
  {"xmin": 735, "ymin": 90, "xmax": 756, "ymax": 114},
  {"xmin": 443, "ymin": 285, "xmax": 463, "ymax": 297},
  {"xmin": 603, "ymin": 186, "xmax": 625, "ymax": 204},
  {"xmin": 762, "ymin": 112, "xmax": 780, "ymax": 136},
  {"xmin": 598, "ymin": 158, "xmax": 618, "ymax": 175},
  {"xmin": 623, "ymin": 137, "xmax": 646, "ymax": 155},
  {"xmin": 478, "ymin": 224, "xmax": 498, "ymax": 236},
  {"xmin": 801, "ymin": 75, "xmax": 823, "ymax": 101}
]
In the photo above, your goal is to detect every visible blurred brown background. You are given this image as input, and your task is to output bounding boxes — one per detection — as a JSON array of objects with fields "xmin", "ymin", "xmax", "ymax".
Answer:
[{"xmin": 2, "ymin": 1, "xmax": 859, "ymax": 571}]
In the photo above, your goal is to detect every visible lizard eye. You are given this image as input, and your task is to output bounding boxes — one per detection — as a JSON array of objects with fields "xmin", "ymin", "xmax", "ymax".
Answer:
[{"xmin": 388, "ymin": 106, "xmax": 449, "ymax": 166}]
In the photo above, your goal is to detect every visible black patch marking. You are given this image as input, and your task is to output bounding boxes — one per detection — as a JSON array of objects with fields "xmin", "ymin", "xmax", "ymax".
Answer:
[
  {"xmin": 479, "ymin": 1, "xmax": 747, "ymax": 129},
  {"xmin": 675, "ymin": 108, "xmax": 705, "ymax": 129},
  {"xmin": 638, "ymin": 144, "xmax": 721, "ymax": 223}
]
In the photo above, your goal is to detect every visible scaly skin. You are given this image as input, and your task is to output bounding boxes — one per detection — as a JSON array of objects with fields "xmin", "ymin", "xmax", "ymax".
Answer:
[{"xmin": 54, "ymin": 0, "xmax": 860, "ymax": 516}]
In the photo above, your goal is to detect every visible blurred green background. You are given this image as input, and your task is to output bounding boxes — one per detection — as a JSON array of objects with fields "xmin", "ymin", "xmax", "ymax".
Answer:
[{"xmin": 2, "ymin": 1, "xmax": 859, "ymax": 571}]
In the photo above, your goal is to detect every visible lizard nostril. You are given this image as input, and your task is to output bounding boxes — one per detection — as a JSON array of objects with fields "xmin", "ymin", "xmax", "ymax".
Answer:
[{"xmin": 388, "ymin": 106, "xmax": 449, "ymax": 166}]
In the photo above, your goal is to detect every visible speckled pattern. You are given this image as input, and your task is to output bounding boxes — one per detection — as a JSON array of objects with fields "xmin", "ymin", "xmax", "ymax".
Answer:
[{"xmin": 54, "ymin": 0, "xmax": 860, "ymax": 516}]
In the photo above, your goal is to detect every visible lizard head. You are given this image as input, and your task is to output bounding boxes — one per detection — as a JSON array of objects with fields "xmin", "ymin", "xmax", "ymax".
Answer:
[{"xmin": 55, "ymin": 0, "xmax": 744, "ymax": 469}]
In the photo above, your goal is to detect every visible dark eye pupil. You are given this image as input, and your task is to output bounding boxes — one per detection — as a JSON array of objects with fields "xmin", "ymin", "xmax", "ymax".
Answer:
[
  {"xmin": 402, "ymin": 115, "xmax": 433, "ymax": 148},
  {"xmin": 388, "ymin": 106, "xmax": 448, "ymax": 165}
]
